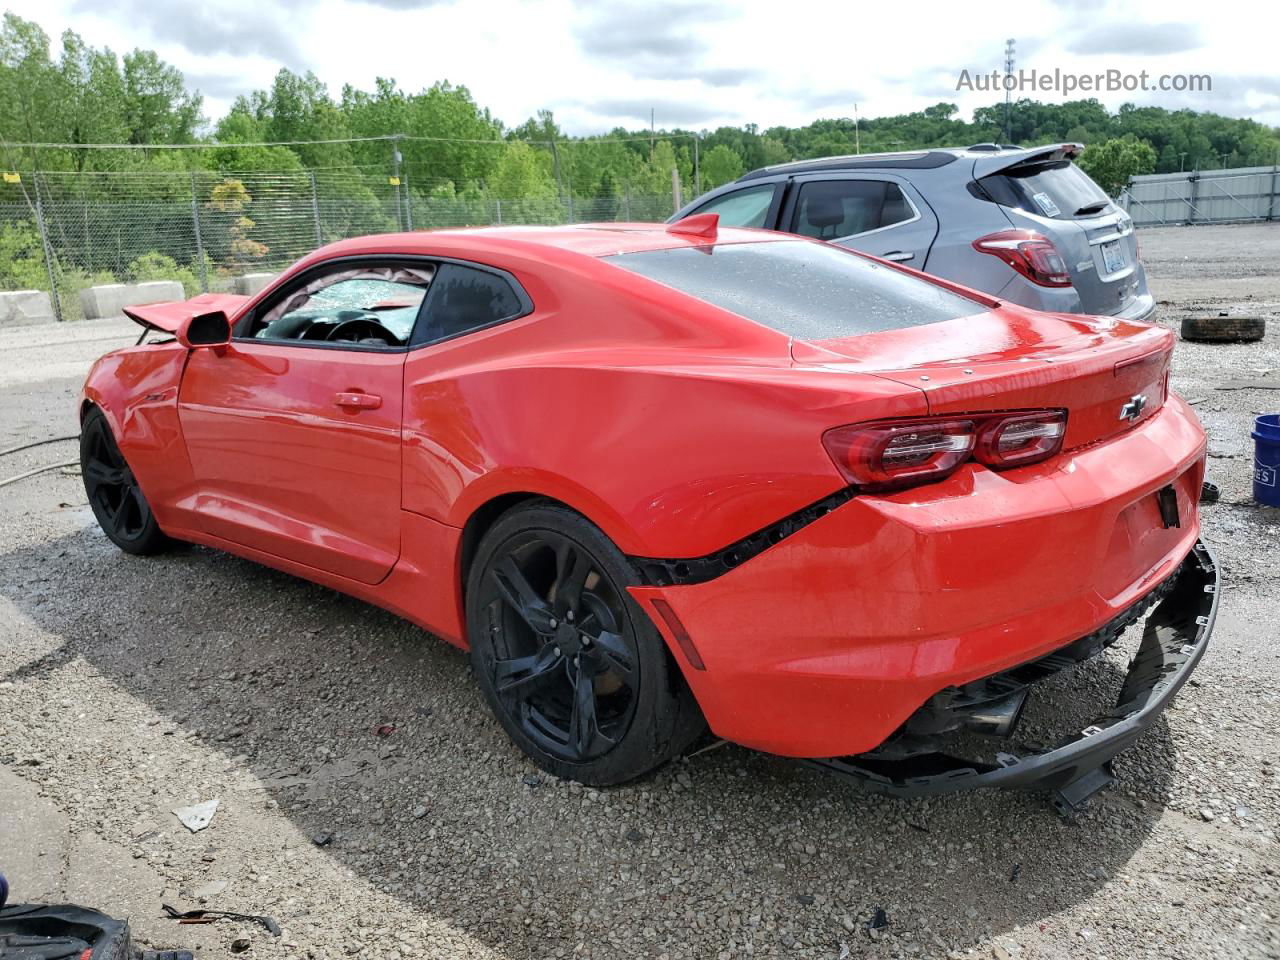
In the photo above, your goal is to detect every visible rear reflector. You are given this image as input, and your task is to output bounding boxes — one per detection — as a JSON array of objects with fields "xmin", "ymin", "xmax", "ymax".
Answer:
[
  {"xmin": 650, "ymin": 598, "xmax": 706, "ymax": 670},
  {"xmin": 972, "ymin": 230, "xmax": 1072, "ymax": 287},
  {"xmin": 824, "ymin": 410, "xmax": 1067, "ymax": 491}
]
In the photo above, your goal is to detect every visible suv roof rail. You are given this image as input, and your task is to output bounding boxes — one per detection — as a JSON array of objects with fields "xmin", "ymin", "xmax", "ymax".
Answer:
[
  {"xmin": 737, "ymin": 150, "xmax": 957, "ymax": 182},
  {"xmin": 966, "ymin": 143, "xmax": 1003, "ymax": 151}
]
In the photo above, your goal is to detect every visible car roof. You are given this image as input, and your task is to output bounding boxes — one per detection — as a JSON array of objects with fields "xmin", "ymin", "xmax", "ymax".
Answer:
[
  {"xmin": 734, "ymin": 143, "xmax": 1080, "ymax": 182},
  {"xmin": 310, "ymin": 223, "xmax": 789, "ymax": 262}
]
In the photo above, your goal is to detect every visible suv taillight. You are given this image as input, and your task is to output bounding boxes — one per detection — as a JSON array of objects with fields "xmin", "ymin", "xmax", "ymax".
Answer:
[
  {"xmin": 973, "ymin": 230, "xmax": 1072, "ymax": 287},
  {"xmin": 823, "ymin": 411, "xmax": 1067, "ymax": 491}
]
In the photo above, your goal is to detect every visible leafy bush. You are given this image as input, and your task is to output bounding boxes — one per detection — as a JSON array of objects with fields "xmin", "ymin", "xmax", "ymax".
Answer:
[
  {"xmin": 0, "ymin": 220, "xmax": 51, "ymax": 291},
  {"xmin": 127, "ymin": 251, "xmax": 202, "ymax": 298}
]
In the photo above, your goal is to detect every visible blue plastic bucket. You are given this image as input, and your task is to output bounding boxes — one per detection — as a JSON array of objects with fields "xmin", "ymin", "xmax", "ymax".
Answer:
[{"xmin": 1254, "ymin": 414, "xmax": 1280, "ymax": 507}]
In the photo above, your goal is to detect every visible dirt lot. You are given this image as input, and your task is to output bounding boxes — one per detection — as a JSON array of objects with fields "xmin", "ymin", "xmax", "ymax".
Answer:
[{"xmin": 1, "ymin": 223, "xmax": 1277, "ymax": 960}]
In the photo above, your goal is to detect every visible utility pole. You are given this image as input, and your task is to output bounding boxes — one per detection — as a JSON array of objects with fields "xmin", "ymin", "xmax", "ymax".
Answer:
[
  {"xmin": 1003, "ymin": 39, "xmax": 1016, "ymax": 143},
  {"xmin": 853, "ymin": 103, "xmax": 860, "ymax": 154},
  {"xmin": 650, "ymin": 108, "xmax": 655, "ymax": 159},
  {"xmin": 693, "ymin": 134, "xmax": 701, "ymax": 195},
  {"xmin": 390, "ymin": 134, "xmax": 404, "ymax": 231},
  {"xmin": 190, "ymin": 171, "xmax": 208, "ymax": 292},
  {"xmin": 32, "ymin": 174, "xmax": 62, "ymax": 322},
  {"xmin": 550, "ymin": 135, "xmax": 564, "ymax": 202}
]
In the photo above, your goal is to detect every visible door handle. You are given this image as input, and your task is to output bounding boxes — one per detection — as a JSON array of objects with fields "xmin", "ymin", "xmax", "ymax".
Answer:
[
  {"xmin": 334, "ymin": 392, "xmax": 382, "ymax": 410},
  {"xmin": 883, "ymin": 250, "xmax": 914, "ymax": 262}
]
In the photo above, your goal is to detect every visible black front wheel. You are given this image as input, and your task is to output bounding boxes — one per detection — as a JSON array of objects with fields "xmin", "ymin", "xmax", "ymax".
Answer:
[
  {"xmin": 466, "ymin": 502, "xmax": 703, "ymax": 785},
  {"xmin": 81, "ymin": 407, "xmax": 171, "ymax": 555}
]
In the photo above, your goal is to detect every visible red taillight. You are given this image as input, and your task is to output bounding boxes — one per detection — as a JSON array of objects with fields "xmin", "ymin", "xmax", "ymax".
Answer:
[
  {"xmin": 974, "ymin": 411, "xmax": 1066, "ymax": 467},
  {"xmin": 824, "ymin": 411, "xmax": 1067, "ymax": 491},
  {"xmin": 823, "ymin": 418, "xmax": 976, "ymax": 491},
  {"xmin": 972, "ymin": 230, "xmax": 1072, "ymax": 287}
]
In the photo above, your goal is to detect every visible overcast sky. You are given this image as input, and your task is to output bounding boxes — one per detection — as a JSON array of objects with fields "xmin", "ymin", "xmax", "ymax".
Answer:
[{"xmin": 9, "ymin": 0, "xmax": 1278, "ymax": 134}]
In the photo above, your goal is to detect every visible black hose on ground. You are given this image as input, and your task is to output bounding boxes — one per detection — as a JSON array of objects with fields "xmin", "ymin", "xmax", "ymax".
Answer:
[
  {"xmin": 0, "ymin": 459, "xmax": 80, "ymax": 489},
  {"xmin": 0, "ymin": 434, "xmax": 79, "ymax": 458}
]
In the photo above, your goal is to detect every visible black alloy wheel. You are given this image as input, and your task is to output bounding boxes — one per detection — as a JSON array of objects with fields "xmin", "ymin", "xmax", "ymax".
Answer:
[
  {"xmin": 80, "ymin": 408, "xmax": 170, "ymax": 555},
  {"xmin": 467, "ymin": 503, "xmax": 703, "ymax": 785}
]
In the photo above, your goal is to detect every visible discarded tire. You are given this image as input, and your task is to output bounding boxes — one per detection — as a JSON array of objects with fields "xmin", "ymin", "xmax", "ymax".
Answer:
[{"xmin": 1180, "ymin": 313, "xmax": 1265, "ymax": 343}]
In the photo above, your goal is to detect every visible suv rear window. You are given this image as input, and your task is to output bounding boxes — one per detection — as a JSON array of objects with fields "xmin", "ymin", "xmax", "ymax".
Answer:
[
  {"xmin": 605, "ymin": 240, "xmax": 981, "ymax": 340},
  {"xmin": 978, "ymin": 161, "xmax": 1111, "ymax": 219}
]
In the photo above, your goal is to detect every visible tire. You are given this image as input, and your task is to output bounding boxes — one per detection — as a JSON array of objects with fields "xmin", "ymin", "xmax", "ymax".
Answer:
[
  {"xmin": 1180, "ymin": 314, "xmax": 1265, "ymax": 343},
  {"xmin": 466, "ymin": 502, "xmax": 704, "ymax": 786},
  {"xmin": 80, "ymin": 407, "xmax": 172, "ymax": 555}
]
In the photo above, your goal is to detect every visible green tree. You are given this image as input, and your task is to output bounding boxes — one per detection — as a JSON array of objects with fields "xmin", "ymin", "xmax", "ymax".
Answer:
[
  {"xmin": 700, "ymin": 144, "xmax": 743, "ymax": 188},
  {"xmin": 1077, "ymin": 135, "xmax": 1157, "ymax": 196}
]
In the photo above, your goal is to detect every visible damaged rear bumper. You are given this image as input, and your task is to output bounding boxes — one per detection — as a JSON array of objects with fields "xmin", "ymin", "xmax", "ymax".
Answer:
[{"xmin": 805, "ymin": 540, "xmax": 1218, "ymax": 812}]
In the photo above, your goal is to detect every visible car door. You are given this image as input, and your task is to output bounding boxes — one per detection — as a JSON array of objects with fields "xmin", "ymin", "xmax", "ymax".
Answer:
[
  {"xmin": 177, "ymin": 260, "xmax": 432, "ymax": 585},
  {"xmin": 780, "ymin": 174, "xmax": 939, "ymax": 266}
]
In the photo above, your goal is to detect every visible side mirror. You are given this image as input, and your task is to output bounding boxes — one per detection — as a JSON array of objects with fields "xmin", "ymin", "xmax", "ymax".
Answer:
[{"xmin": 177, "ymin": 310, "xmax": 232, "ymax": 349}]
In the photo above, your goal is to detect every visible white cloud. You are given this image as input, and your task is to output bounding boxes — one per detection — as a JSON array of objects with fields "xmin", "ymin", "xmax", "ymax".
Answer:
[{"xmin": 9, "ymin": 0, "xmax": 1276, "ymax": 132}]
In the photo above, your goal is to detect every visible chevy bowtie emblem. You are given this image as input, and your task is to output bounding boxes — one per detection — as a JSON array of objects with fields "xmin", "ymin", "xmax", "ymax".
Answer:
[{"xmin": 1119, "ymin": 394, "xmax": 1148, "ymax": 421}]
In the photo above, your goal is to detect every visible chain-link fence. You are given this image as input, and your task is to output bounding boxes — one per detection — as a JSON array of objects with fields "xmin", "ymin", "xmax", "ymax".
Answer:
[{"xmin": 0, "ymin": 168, "xmax": 680, "ymax": 321}]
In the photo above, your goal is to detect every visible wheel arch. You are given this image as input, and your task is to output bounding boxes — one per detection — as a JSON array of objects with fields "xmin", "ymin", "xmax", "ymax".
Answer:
[{"xmin": 456, "ymin": 485, "xmax": 642, "ymax": 601}]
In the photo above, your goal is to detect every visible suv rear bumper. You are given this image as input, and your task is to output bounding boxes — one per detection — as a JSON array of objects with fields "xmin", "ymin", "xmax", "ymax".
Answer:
[{"xmin": 806, "ymin": 539, "xmax": 1217, "ymax": 808}]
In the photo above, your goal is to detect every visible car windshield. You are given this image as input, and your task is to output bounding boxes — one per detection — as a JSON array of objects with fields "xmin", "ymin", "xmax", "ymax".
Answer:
[{"xmin": 604, "ymin": 240, "xmax": 982, "ymax": 340}]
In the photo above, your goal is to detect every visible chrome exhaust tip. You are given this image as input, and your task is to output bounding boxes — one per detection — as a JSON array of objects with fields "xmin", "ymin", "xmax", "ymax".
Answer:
[{"xmin": 962, "ymin": 689, "xmax": 1029, "ymax": 738}]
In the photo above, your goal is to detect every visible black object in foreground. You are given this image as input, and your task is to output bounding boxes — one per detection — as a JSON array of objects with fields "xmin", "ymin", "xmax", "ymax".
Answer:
[{"xmin": 0, "ymin": 902, "xmax": 193, "ymax": 960}]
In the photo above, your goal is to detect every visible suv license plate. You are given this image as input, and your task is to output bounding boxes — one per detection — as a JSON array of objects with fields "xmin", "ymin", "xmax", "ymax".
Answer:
[{"xmin": 1101, "ymin": 240, "xmax": 1126, "ymax": 273}]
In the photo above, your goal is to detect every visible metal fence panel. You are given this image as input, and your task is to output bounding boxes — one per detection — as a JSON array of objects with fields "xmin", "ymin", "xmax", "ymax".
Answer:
[{"xmin": 1121, "ymin": 165, "xmax": 1280, "ymax": 226}]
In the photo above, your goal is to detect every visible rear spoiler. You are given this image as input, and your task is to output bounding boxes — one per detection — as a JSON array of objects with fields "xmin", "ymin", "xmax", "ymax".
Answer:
[
  {"xmin": 972, "ymin": 143, "xmax": 1083, "ymax": 180},
  {"xmin": 122, "ymin": 293, "xmax": 248, "ymax": 335}
]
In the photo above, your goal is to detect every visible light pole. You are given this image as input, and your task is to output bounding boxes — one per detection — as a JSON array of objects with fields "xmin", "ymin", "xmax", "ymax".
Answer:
[{"xmin": 1004, "ymin": 39, "xmax": 1016, "ymax": 143}]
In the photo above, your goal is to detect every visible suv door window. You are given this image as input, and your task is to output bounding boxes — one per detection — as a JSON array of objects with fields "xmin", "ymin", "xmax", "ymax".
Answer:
[
  {"xmin": 688, "ymin": 183, "xmax": 777, "ymax": 228},
  {"xmin": 791, "ymin": 180, "xmax": 915, "ymax": 240}
]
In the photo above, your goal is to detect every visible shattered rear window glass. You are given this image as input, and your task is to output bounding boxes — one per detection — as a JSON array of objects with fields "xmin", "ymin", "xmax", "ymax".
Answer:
[{"xmin": 604, "ymin": 240, "xmax": 981, "ymax": 340}]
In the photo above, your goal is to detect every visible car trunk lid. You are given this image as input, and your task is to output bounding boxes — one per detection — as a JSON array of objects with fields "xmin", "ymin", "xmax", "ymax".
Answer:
[{"xmin": 792, "ymin": 308, "xmax": 1172, "ymax": 449}]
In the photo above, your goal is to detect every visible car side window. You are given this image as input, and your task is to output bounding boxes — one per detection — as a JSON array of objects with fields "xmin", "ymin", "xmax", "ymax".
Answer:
[
  {"xmin": 247, "ymin": 264, "xmax": 435, "ymax": 348},
  {"xmin": 411, "ymin": 263, "xmax": 525, "ymax": 347},
  {"xmin": 792, "ymin": 180, "xmax": 915, "ymax": 240},
  {"xmin": 688, "ymin": 183, "xmax": 776, "ymax": 228}
]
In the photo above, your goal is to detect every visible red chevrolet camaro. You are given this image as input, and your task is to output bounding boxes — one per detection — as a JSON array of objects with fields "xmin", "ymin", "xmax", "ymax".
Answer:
[{"xmin": 80, "ymin": 217, "xmax": 1218, "ymax": 806}]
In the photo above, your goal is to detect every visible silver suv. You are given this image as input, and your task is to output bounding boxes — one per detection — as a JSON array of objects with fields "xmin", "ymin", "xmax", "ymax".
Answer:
[{"xmin": 671, "ymin": 143, "xmax": 1153, "ymax": 321}]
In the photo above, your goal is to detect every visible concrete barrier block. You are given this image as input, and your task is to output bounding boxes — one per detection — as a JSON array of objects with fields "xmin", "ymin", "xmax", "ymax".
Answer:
[
  {"xmin": 234, "ymin": 272, "xmax": 278, "ymax": 297},
  {"xmin": 78, "ymin": 281, "xmax": 185, "ymax": 320},
  {"xmin": 0, "ymin": 289, "xmax": 56, "ymax": 326}
]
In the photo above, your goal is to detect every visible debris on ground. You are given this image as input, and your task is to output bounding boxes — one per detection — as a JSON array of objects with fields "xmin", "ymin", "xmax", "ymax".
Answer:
[
  {"xmin": 866, "ymin": 907, "xmax": 889, "ymax": 940},
  {"xmin": 162, "ymin": 903, "xmax": 281, "ymax": 937},
  {"xmin": 172, "ymin": 798, "xmax": 219, "ymax": 833}
]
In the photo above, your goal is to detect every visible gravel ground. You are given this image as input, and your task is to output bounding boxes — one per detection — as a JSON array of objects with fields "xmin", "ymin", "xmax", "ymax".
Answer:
[{"xmin": 1, "ymin": 224, "xmax": 1278, "ymax": 960}]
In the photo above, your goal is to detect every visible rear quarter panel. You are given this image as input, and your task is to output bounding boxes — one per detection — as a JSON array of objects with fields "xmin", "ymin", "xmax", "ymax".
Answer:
[{"xmin": 399, "ymin": 263, "xmax": 928, "ymax": 558}]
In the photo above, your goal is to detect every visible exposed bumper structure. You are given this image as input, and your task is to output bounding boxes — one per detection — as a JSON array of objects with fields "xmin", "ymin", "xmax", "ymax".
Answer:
[{"xmin": 807, "ymin": 540, "xmax": 1217, "ymax": 812}]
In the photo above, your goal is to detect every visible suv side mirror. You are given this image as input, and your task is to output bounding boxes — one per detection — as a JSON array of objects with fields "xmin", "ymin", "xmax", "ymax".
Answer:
[{"xmin": 178, "ymin": 310, "xmax": 232, "ymax": 349}]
